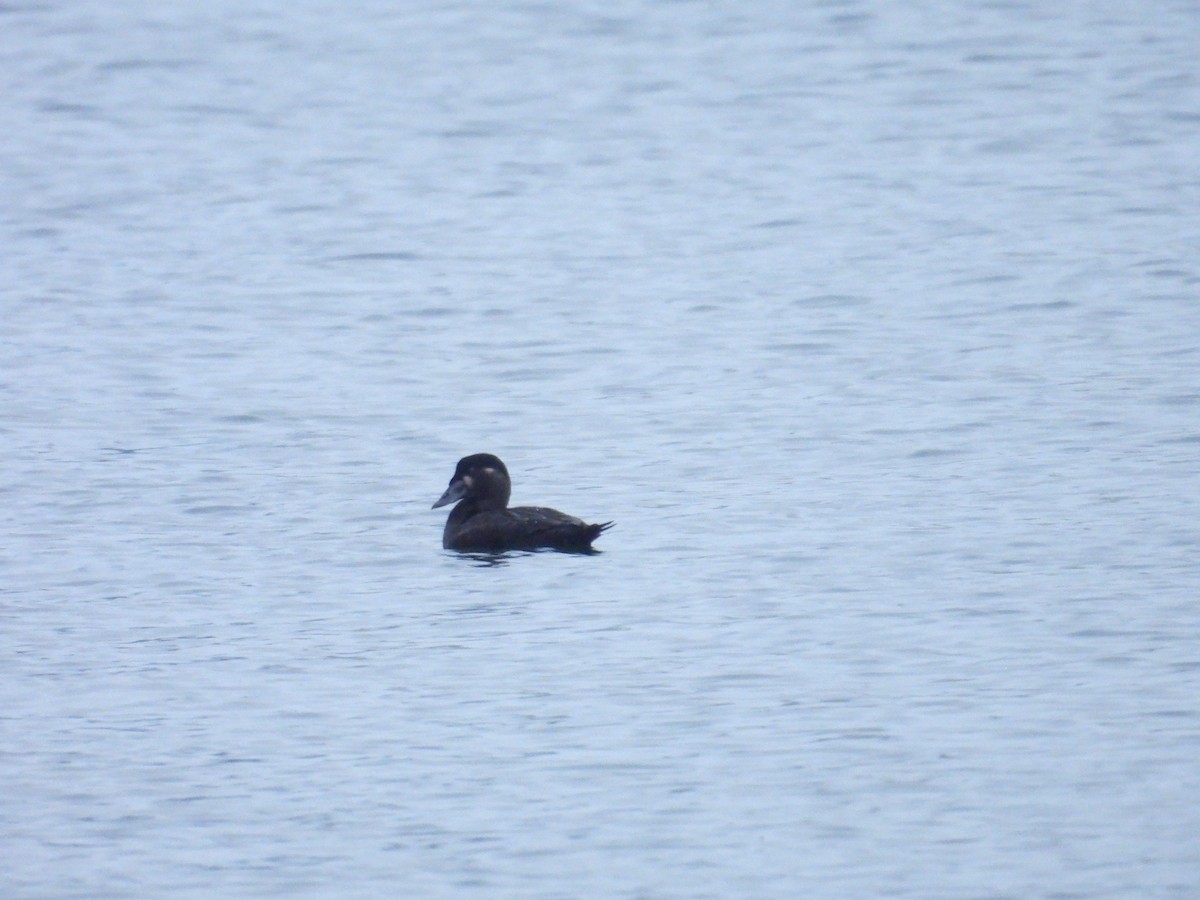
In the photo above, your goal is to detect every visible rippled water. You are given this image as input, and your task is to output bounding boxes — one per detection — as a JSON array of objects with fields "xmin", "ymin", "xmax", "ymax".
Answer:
[{"xmin": 4, "ymin": 1, "xmax": 1199, "ymax": 896}]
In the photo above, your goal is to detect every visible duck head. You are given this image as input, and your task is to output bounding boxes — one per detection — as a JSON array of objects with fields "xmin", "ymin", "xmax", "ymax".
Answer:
[{"xmin": 432, "ymin": 453, "xmax": 512, "ymax": 511}]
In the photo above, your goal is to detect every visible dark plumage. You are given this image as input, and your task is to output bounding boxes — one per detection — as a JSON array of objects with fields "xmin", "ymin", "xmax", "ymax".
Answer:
[{"xmin": 432, "ymin": 453, "xmax": 612, "ymax": 553}]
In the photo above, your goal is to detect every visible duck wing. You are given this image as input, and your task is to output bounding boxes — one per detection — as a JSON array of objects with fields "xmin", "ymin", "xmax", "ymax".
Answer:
[{"xmin": 448, "ymin": 506, "xmax": 612, "ymax": 553}]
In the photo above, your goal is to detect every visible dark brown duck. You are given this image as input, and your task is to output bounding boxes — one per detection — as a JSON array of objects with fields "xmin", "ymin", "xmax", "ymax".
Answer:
[{"xmin": 432, "ymin": 453, "xmax": 612, "ymax": 553}]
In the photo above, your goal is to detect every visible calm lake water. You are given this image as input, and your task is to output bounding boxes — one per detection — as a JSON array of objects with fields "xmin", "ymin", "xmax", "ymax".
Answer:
[{"xmin": 4, "ymin": 1, "xmax": 1199, "ymax": 896}]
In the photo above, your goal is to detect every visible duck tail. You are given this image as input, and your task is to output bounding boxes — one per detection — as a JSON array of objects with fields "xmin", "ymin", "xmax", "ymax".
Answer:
[{"xmin": 587, "ymin": 521, "xmax": 614, "ymax": 544}]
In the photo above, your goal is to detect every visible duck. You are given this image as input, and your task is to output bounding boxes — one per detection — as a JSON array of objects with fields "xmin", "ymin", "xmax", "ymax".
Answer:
[{"xmin": 432, "ymin": 453, "xmax": 612, "ymax": 553}]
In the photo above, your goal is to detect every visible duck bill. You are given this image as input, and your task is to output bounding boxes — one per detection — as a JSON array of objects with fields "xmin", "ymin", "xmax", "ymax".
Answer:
[{"xmin": 432, "ymin": 478, "xmax": 468, "ymax": 509}]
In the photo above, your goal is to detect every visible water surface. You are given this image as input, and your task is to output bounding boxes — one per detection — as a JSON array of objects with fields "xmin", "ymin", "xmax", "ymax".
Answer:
[{"xmin": 3, "ymin": 1, "xmax": 1199, "ymax": 896}]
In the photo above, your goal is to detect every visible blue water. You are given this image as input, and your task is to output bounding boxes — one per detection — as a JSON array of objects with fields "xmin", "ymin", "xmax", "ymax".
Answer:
[{"xmin": 3, "ymin": 2, "xmax": 1199, "ymax": 896}]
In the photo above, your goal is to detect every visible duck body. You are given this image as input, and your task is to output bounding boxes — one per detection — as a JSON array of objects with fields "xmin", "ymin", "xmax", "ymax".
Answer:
[{"xmin": 433, "ymin": 453, "xmax": 612, "ymax": 553}]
